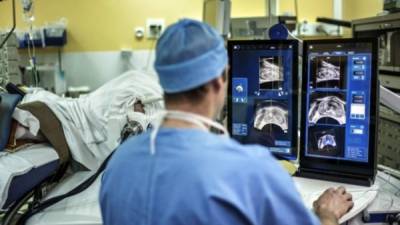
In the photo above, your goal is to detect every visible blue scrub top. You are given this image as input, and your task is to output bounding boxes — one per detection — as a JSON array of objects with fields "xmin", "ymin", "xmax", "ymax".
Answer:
[{"xmin": 100, "ymin": 128, "xmax": 320, "ymax": 225}]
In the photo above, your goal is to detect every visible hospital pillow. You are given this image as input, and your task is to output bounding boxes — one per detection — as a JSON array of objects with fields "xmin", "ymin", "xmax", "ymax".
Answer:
[{"xmin": 0, "ymin": 93, "xmax": 22, "ymax": 151}]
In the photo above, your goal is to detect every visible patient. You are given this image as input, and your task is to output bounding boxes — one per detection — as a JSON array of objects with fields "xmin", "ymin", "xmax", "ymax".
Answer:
[
  {"xmin": 9, "ymin": 70, "xmax": 164, "ymax": 172},
  {"xmin": 10, "ymin": 100, "xmax": 148, "ymax": 148}
]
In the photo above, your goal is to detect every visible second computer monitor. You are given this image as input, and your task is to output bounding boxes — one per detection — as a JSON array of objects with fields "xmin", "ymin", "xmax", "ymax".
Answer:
[
  {"xmin": 228, "ymin": 40, "xmax": 299, "ymax": 160},
  {"xmin": 299, "ymin": 38, "xmax": 378, "ymax": 185}
]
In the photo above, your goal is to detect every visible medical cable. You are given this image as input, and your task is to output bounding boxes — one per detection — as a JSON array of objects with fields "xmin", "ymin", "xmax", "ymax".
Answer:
[
  {"xmin": 378, "ymin": 172, "xmax": 400, "ymax": 197},
  {"xmin": 17, "ymin": 150, "xmax": 116, "ymax": 225},
  {"xmin": 378, "ymin": 165, "xmax": 400, "ymax": 180}
]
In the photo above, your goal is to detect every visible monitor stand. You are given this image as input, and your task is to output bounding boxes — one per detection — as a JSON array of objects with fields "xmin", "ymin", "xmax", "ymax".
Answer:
[{"xmin": 295, "ymin": 168, "xmax": 376, "ymax": 187}]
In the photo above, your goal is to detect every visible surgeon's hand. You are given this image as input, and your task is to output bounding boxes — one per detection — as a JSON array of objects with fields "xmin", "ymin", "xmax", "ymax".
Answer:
[{"xmin": 313, "ymin": 187, "xmax": 354, "ymax": 225}]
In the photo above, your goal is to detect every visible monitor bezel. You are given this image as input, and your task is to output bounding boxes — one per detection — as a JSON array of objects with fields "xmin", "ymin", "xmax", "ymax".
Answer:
[
  {"xmin": 299, "ymin": 38, "xmax": 379, "ymax": 176},
  {"xmin": 227, "ymin": 39, "xmax": 299, "ymax": 160}
]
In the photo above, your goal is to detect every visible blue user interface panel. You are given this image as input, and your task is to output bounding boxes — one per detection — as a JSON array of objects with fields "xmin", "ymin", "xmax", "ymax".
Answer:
[
  {"xmin": 229, "ymin": 41, "xmax": 298, "ymax": 158},
  {"xmin": 304, "ymin": 42, "xmax": 373, "ymax": 163}
]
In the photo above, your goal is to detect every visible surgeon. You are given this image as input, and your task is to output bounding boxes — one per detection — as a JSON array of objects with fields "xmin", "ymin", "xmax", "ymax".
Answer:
[{"xmin": 100, "ymin": 19, "xmax": 353, "ymax": 225}]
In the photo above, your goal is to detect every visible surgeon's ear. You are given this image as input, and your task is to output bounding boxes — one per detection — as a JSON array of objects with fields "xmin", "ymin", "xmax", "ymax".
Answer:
[{"xmin": 210, "ymin": 76, "xmax": 225, "ymax": 94}]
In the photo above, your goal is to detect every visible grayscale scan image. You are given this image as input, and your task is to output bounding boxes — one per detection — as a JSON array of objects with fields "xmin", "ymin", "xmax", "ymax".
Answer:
[
  {"xmin": 254, "ymin": 101, "xmax": 289, "ymax": 134},
  {"xmin": 317, "ymin": 60, "xmax": 340, "ymax": 83},
  {"xmin": 259, "ymin": 56, "xmax": 284, "ymax": 90},
  {"xmin": 310, "ymin": 56, "xmax": 347, "ymax": 89},
  {"xmin": 308, "ymin": 93, "xmax": 346, "ymax": 125}
]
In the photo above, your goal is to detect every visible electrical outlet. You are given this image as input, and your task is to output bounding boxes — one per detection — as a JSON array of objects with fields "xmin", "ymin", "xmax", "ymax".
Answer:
[
  {"xmin": 146, "ymin": 18, "xmax": 165, "ymax": 39},
  {"xmin": 135, "ymin": 27, "xmax": 145, "ymax": 39}
]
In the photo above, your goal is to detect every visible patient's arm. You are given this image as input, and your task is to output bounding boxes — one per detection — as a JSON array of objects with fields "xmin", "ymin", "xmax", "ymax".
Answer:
[
  {"xmin": 5, "ymin": 121, "xmax": 46, "ymax": 152},
  {"xmin": 15, "ymin": 123, "xmax": 45, "ymax": 141}
]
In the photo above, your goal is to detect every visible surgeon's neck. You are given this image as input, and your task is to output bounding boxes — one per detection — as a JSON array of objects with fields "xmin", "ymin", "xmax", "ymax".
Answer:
[{"xmin": 163, "ymin": 101, "xmax": 214, "ymax": 129}]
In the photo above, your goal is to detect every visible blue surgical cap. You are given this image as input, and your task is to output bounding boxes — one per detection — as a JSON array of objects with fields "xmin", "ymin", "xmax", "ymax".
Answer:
[{"xmin": 154, "ymin": 19, "xmax": 228, "ymax": 93}]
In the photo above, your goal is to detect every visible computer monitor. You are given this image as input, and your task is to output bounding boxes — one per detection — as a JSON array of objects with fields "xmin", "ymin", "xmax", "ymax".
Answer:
[
  {"xmin": 227, "ymin": 40, "xmax": 299, "ymax": 160},
  {"xmin": 299, "ymin": 38, "xmax": 378, "ymax": 186}
]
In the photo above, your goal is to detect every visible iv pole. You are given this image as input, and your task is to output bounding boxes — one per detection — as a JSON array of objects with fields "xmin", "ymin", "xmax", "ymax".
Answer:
[
  {"xmin": 268, "ymin": 0, "xmax": 273, "ymax": 25},
  {"xmin": 0, "ymin": 0, "xmax": 16, "ymax": 49}
]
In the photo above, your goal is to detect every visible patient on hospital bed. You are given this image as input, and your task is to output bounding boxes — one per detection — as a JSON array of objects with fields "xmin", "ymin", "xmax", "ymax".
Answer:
[
  {"xmin": 0, "ymin": 70, "xmax": 164, "ymax": 224},
  {"xmin": 14, "ymin": 69, "xmax": 163, "ymax": 170}
]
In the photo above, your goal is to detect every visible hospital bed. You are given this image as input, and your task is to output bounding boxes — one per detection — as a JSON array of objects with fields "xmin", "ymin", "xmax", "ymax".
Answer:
[
  {"xmin": 0, "ymin": 70, "xmax": 164, "ymax": 225},
  {"xmin": 0, "ymin": 144, "xmax": 59, "ymax": 214},
  {"xmin": 0, "ymin": 93, "xmax": 62, "ymax": 225}
]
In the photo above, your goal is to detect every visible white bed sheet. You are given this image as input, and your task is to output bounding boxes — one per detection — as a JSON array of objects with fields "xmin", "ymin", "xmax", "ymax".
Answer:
[
  {"xmin": 14, "ymin": 70, "xmax": 163, "ymax": 171},
  {"xmin": 0, "ymin": 144, "xmax": 59, "ymax": 209},
  {"xmin": 27, "ymin": 171, "xmax": 102, "ymax": 225}
]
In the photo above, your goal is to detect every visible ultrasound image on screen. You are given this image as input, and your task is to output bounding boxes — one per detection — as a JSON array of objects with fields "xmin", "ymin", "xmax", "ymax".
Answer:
[
  {"xmin": 308, "ymin": 126, "xmax": 345, "ymax": 157},
  {"xmin": 310, "ymin": 56, "xmax": 347, "ymax": 89},
  {"xmin": 259, "ymin": 56, "xmax": 284, "ymax": 90},
  {"xmin": 229, "ymin": 41, "xmax": 298, "ymax": 158},
  {"xmin": 254, "ymin": 100, "xmax": 289, "ymax": 133},
  {"xmin": 308, "ymin": 92, "xmax": 346, "ymax": 126},
  {"xmin": 246, "ymin": 100, "xmax": 289, "ymax": 147}
]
